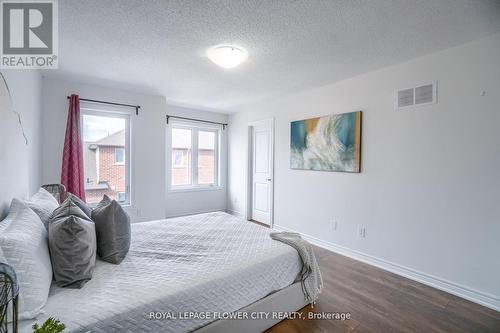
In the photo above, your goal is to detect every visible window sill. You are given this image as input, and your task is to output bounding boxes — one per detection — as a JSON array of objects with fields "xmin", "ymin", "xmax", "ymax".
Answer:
[{"xmin": 168, "ymin": 186, "xmax": 223, "ymax": 193}]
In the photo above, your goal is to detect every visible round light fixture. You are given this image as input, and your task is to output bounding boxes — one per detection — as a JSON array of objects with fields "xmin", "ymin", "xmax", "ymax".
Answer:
[{"xmin": 206, "ymin": 45, "xmax": 248, "ymax": 69}]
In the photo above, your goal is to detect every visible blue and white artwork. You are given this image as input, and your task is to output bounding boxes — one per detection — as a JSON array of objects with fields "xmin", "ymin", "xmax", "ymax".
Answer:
[{"xmin": 290, "ymin": 111, "xmax": 362, "ymax": 173}]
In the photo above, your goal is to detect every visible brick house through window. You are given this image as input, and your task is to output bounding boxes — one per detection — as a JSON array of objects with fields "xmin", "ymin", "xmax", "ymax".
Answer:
[
  {"xmin": 171, "ymin": 127, "xmax": 217, "ymax": 187},
  {"xmin": 84, "ymin": 129, "xmax": 126, "ymax": 204},
  {"xmin": 171, "ymin": 148, "xmax": 215, "ymax": 185}
]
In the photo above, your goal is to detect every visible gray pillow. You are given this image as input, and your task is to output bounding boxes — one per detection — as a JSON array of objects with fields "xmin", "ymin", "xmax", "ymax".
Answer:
[
  {"xmin": 49, "ymin": 198, "xmax": 96, "ymax": 288},
  {"xmin": 25, "ymin": 188, "xmax": 59, "ymax": 229},
  {"xmin": 65, "ymin": 193, "xmax": 92, "ymax": 218},
  {"xmin": 97, "ymin": 194, "xmax": 112, "ymax": 207},
  {"xmin": 91, "ymin": 195, "xmax": 131, "ymax": 264}
]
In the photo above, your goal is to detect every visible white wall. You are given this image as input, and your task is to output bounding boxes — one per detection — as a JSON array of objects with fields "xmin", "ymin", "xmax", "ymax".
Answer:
[
  {"xmin": 227, "ymin": 33, "xmax": 500, "ymax": 309},
  {"xmin": 0, "ymin": 70, "xmax": 42, "ymax": 219},
  {"xmin": 41, "ymin": 77, "xmax": 228, "ymax": 222}
]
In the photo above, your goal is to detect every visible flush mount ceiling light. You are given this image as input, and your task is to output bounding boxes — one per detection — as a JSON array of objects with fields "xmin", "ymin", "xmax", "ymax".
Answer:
[{"xmin": 206, "ymin": 45, "xmax": 248, "ymax": 69}]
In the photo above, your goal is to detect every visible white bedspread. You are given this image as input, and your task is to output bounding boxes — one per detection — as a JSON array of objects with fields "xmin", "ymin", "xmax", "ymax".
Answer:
[{"xmin": 19, "ymin": 212, "xmax": 301, "ymax": 333}]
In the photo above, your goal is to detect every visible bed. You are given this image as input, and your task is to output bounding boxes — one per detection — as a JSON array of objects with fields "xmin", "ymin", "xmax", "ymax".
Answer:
[{"xmin": 19, "ymin": 212, "xmax": 305, "ymax": 333}]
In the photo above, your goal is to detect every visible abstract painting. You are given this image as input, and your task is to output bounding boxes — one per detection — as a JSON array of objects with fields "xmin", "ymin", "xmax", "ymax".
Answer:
[{"xmin": 290, "ymin": 111, "xmax": 362, "ymax": 173}]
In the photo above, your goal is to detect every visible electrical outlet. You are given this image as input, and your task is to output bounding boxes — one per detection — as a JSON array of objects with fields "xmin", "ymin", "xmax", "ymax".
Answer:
[{"xmin": 359, "ymin": 227, "xmax": 366, "ymax": 238}]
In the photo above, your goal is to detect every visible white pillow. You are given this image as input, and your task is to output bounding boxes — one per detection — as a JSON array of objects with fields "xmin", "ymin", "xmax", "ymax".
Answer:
[
  {"xmin": 25, "ymin": 188, "xmax": 59, "ymax": 229},
  {"xmin": 0, "ymin": 199, "xmax": 53, "ymax": 320}
]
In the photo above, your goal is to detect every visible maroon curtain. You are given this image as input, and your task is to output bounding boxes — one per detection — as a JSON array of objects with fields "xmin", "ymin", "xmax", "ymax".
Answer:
[{"xmin": 60, "ymin": 94, "xmax": 86, "ymax": 201}]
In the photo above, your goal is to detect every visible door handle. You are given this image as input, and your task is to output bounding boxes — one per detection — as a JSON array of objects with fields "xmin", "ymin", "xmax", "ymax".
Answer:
[{"xmin": 266, "ymin": 178, "xmax": 272, "ymax": 181}]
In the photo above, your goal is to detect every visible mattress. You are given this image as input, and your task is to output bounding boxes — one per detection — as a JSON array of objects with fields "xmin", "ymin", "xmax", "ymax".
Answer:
[{"xmin": 19, "ymin": 212, "xmax": 302, "ymax": 333}]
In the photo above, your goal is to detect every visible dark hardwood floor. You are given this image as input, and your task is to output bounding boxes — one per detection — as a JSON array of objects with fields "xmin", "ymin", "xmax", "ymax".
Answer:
[{"xmin": 266, "ymin": 245, "xmax": 500, "ymax": 333}]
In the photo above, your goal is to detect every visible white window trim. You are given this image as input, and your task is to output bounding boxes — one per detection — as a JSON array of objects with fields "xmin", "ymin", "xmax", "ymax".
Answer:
[
  {"xmin": 81, "ymin": 107, "xmax": 132, "ymax": 206},
  {"xmin": 169, "ymin": 120, "xmax": 221, "ymax": 192}
]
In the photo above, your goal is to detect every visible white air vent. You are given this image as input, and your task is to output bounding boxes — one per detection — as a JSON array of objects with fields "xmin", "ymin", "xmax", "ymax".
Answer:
[
  {"xmin": 396, "ymin": 81, "xmax": 437, "ymax": 110},
  {"xmin": 398, "ymin": 88, "xmax": 414, "ymax": 108}
]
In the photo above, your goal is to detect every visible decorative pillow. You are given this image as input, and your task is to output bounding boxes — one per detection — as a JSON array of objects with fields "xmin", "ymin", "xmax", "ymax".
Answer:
[
  {"xmin": 96, "ymin": 194, "xmax": 112, "ymax": 207},
  {"xmin": 91, "ymin": 195, "xmax": 131, "ymax": 264},
  {"xmin": 0, "ymin": 199, "xmax": 52, "ymax": 320},
  {"xmin": 65, "ymin": 192, "xmax": 92, "ymax": 218},
  {"xmin": 49, "ymin": 198, "xmax": 96, "ymax": 288},
  {"xmin": 25, "ymin": 188, "xmax": 59, "ymax": 229}
]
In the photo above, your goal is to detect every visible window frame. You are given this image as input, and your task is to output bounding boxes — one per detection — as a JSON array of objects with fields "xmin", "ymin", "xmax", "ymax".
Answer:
[
  {"xmin": 169, "ymin": 121, "xmax": 221, "ymax": 191},
  {"xmin": 81, "ymin": 107, "xmax": 132, "ymax": 206}
]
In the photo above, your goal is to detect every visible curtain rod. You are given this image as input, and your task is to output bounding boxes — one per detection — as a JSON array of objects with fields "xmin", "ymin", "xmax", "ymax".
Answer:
[
  {"xmin": 166, "ymin": 115, "xmax": 228, "ymax": 130},
  {"xmin": 67, "ymin": 96, "xmax": 140, "ymax": 115}
]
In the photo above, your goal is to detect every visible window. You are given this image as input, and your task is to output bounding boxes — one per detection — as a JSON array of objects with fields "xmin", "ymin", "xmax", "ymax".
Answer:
[
  {"xmin": 198, "ymin": 131, "xmax": 216, "ymax": 185},
  {"xmin": 171, "ymin": 128, "xmax": 192, "ymax": 186},
  {"xmin": 115, "ymin": 148, "xmax": 125, "ymax": 164},
  {"xmin": 82, "ymin": 109, "xmax": 131, "ymax": 205},
  {"xmin": 170, "ymin": 123, "xmax": 219, "ymax": 189},
  {"xmin": 117, "ymin": 192, "xmax": 126, "ymax": 203},
  {"xmin": 172, "ymin": 149, "xmax": 184, "ymax": 168}
]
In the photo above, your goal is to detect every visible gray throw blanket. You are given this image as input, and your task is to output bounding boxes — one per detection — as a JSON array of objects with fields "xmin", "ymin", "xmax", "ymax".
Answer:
[{"xmin": 270, "ymin": 232, "xmax": 323, "ymax": 305}]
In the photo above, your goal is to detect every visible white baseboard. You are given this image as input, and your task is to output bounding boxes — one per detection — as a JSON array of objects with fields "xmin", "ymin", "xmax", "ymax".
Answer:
[
  {"xmin": 226, "ymin": 209, "xmax": 245, "ymax": 218},
  {"xmin": 273, "ymin": 224, "xmax": 500, "ymax": 312},
  {"xmin": 166, "ymin": 208, "xmax": 227, "ymax": 219}
]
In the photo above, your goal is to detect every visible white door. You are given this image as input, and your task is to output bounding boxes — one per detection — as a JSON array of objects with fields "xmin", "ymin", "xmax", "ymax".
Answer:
[{"xmin": 251, "ymin": 119, "xmax": 274, "ymax": 225}]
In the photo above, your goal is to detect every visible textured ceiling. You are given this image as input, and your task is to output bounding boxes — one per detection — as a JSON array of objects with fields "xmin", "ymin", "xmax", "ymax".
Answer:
[{"xmin": 46, "ymin": 0, "xmax": 500, "ymax": 112}]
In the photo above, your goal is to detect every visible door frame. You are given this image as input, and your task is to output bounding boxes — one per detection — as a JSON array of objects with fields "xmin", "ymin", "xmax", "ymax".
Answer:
[{"xmin": 245, "ymin": 118, "xmax": 275, "ymax": 227}]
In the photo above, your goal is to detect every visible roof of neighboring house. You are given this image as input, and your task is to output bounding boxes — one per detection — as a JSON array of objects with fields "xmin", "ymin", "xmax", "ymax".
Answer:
[
  {"xmin": 92, "ymin": 129, "xmax": 125, "ymax": 147},
  {"xmin": 85, "ymin": 182, "xmax": 109, "ymax": 191}
]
